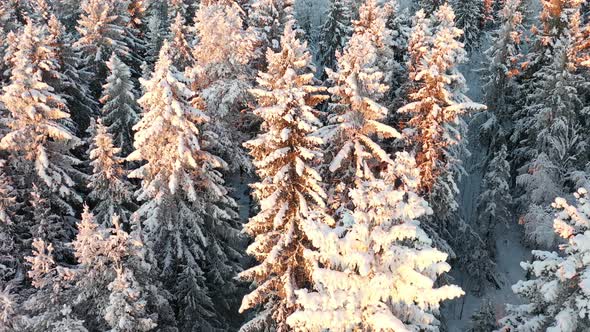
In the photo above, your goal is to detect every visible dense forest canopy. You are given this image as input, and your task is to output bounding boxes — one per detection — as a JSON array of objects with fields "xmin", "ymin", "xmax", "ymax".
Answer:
[{"xmin": 1, "ymin": 0, "xmax": 590, "ymax": 331}]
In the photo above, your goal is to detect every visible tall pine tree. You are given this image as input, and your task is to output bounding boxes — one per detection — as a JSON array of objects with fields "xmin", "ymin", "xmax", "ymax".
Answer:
[
  {"xmin": 87, "ymin": 119, "xmax": 135, "ymax": 227},
  {"xmin": 99, "ymin": 53, "xmax": 140, "ymax": 156},
  {"xmin": 0, "ymin": 20, "xmax": 83, "ymax": 217},
  {"xmin": 239, "ymin": 21, "xmax": 329, "ymax": 331},
  {"xmin": 289, "ymin": 153, "xmax": 464, "ymax": 331},
  {"xmin": 316, "ymin": 0, "xmax": 352, "ymax": 74},
  {"xmin": 320, "ymin": 0, "xmax": 401, "ymax": 218},
  {"xmin": 129, "ymin": 41, "xmax": 243, "ymax": 331}
]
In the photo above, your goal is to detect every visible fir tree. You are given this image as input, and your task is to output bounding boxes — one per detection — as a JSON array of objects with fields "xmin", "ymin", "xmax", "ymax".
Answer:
[
  {"xmin": 400, "ymin": 5, "xmax": 484, "ymax": 193},
  {"xmin": 316, "ymin": 0, "xmax": 352, "ymax": 73},
  {"xmin": 127, "ymin": 0, "xmax": 149, "ymax": 35},
  {"xmin": 168, "ymin": 13, "xmax": 194, "ymax": 70},
  {"xmin": 129, "ymin": 41, "xmax": 242, "ymax": 330},
  {"xmin": 476, "ymin": 144, "xmax": 512, "ymax": 256},
  {"xmin": 468, "ymin": 299, "xmax": 498, "ymax": 332},
  {"xmin": 51, "ymin": 0, "xmax": 82, "ymax": 31},
  {"xmin": 0, "ymin": 160, "xmax": 21, "ymax": 287},
  {"xmin": 452, "ymin": 0, "xmax": 484, "ymax": 53},
  {"xmin": 189, "ymin": 0, "xmax": 257, "ymax": 172},
  {"xmin": 320, "ymin": 0, "xmax": 401, "ymax": 217},
  {"xmin": 87, "ymin": 119, "xmax": 135, "ymax": 227},
  {"xmin": 400, "ymin": 5, "xmax": 495, "ymax": 289},
  {"xmin": 481, "ymin": 0, "xmax": 524, "ymax": 133},
  {"xmin": 144, "ymin": 4, "xmax": 167, "ymax": 68},
  {"xmin": 288, "ymin": 153, "xmax": 464, "ymax": 331},
  {"xmin": 47, "ymin": 14, "xmax": 97, "ymax": 131},
  {"xmin": 381, "ymin": 1, "xmax": 412, "ymax": 109},
  {"xmin": 239, "ymin": 22, "xmax": 328, "ymax": 331},
  {"xmin": 501, "ymin": 188, "xmax": 590, "ymax": 331},
  {"xmin": 27, "ymin": 0, "xmax": 52, "ymax": 25},
  {"xmin": 104, "ymin": 268, "xmax": 156, "ymax": 332},
  {"xmin": 74, "ymin": 0, "xmax": 133, "ymax": 95},
  {"xmin": 515, "ymin": 35, "xmax": 587, "ymax": 248},
  {"xmin": 99, "ymin": 53, "xmax": 140, "ymax": 156},
  {"xmin": 248, "ymin": 0, "xmax": 294, "ymax": 66},
  {"xmin": 415, "ymin": 0, "xmax": 444, "ymax": 15},
  {"xmin": 0, "ymin": 20, "xmax": 83, "ymax": 217}
]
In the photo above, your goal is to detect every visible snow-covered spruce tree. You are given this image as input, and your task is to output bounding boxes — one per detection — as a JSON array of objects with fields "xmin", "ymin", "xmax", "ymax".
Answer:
[
  {"xmin": 87, "ymin": 119, "xmax": 135, "ymax": 227},
  {"xmin": 414, "ymin": 0, "xmax": 444, "ymax": 15},
  {"xmin": 2, "ymin": 19, "xmax": 63, "ymax": 106},
  {"xmin": 104, "ymin": 267, "xmax": 157, "ymax": 332},
  {"xmin": 288, "ymin": 152, "xmax": 464, "ymax": 331},
  {"xmin": 381, "ymin": 1, "xmax": 412, "ymax": 109},
  {"xmin": 127, "ymin": 0, "xmax": 149, "ymax": 34},
  {"xmin": 29, "ymin": 0, "xmax": 53, "ymax": 25},
  {"xmin": 74, "ymin": 0, "xmax": 132, "ymax": 96},
  {"xmin": 320, "ymin": 0, "xmax": 401, "ymax": 218},
  {"xmin": 480, "ymin": 0, "xmax": 524, "ymax": 136},
  {"xmin": 348, "ymin": 0, "xmax": 393, "ymax": 92},
  {"xmin": 468, "ymin": 299, "xmax": 498, "ymax": 332},
  {"xmin": 452, "ymin": 0, "xmax": 484, "ymax": 53},
  {"xmin": 248, "ymin": 0, "xmax": 294, "ymax": 68},
  {"xmin": 0, "ymin": 3, "xmax": 18, "ymax": 85},
  {"xmin": 47, "ymin": 14, "xmax": 97, "ymax": 131},
  {"xmin": 474, "ymin": 0, "xmax": 522, "ymax": 252},
  {"xmin": 515, "ymin": 36, "xmax": 588, "ymax": 248},
  {"xmin": 238, "ymin": 22, "xmax": 329, "ymax": 331},
  {"xmin": 0, "ymin": 0, "xmax": 30, "ymax": 26},
  {"xmin": 26, "ymin": 184, "xmax": 76, "ymax": 262},
  {"xmin": 570, "ymin": 5, "xmax": 590, "ymax": 67},
  {"xmin": 19, "ymin": 240, "xmax": 78, "ymax": 331},
  {"xmin": 120, "ymin": 0, "xmax": 148, "ymax": 78},
  {"xmin": 510, "ymin": 0, "xmax": 583, "ymax": 108},
  {"xmin": 18, "ymin": 208, "xmax": 168, "ymax": 331},
  {"xmin": 75, "ymin": 209, "xmax": 174, "ymax": 331},
  {"xmin": 189, "ymin": 1, "xmax": 257, "ymax": 172},
  {"xmin": 100, "ymin": 53, "xmax": 140, "ymax": 156},
  {"xmin": 509, "ymin": 0, "xmax": 582, "ymax": 166},
  {"xmin": 400, "ymin": 5, "xmax": 494, "ymax": 288},
  {"xmin": 168, "ymin": 13, "xmax": 194, "ymax": 71},
  {"xmin": 500, "ymin": 188, "xmax": 590, "ymax": 331},
  {"xmin": 0, "ymin": 160, "xmax": 21, "ymax": 287},
  {"xmin": 50, "ymin": 306, "xmax": 89, "ymax": 332},
  {"xmin": 129, "ymin": 41, "xmax": 243, "ymax": 331},
  {"xmin": 316, "ymin": 0, "xmax": 352, "ymax": 74},
  {"xmin": 144, "ymin": 3, "xmax": 167, "ymax": 68},
  {"xmin": 395, "ymin": 8, "xmax": 432, "ymax": 112},
  {"xmin": 77, "ymin": 211, "xmax": 159, "ymax": 332},
  {"xmin": 400, "ymin": 4, "xmax": 484, "ymax": 197},
  {"xmin": 167, "ymin": 0, "xmax": 190, "ymax": 22},
  {"xmin": 476, "ymin": 144, "xmax": 512, "ymax": 255},
  {"xmin": 293, "ymin": 0, "xmax": 318, "ymax": 46},
  {"xmin": 0, "ymin": 19, "xmax": 83, "ymax": 218},
  {"xmin": 51, "ymin": 0, "xmax": 82, "ymax": 32}
]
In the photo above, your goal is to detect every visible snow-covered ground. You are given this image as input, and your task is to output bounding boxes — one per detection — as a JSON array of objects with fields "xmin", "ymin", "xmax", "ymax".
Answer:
[
  {"xmin": 228, "ymin": 172, "xmax": 255, "ymax": 222},
  {"xmin": 443, "ymin": 56, "xmax": 530, "ymax": 331}
]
